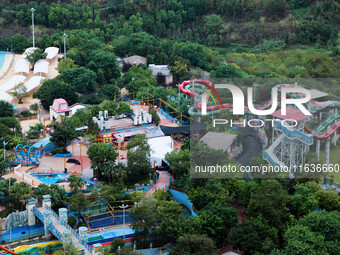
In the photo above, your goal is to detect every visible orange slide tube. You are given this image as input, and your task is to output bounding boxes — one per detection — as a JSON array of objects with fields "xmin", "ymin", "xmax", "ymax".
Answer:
[{"xmin": 0, "ymin": 245, "xmax": 18, "ymax": 255}]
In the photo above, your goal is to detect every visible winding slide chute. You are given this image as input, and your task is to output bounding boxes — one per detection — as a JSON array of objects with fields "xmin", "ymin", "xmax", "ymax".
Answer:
[{"xmin": 0, "ymin": 245, "xmax": 18, "ymax": 255}]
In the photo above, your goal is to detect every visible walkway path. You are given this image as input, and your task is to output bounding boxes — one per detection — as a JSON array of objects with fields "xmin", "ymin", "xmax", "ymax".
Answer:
[{"xmin": 145, "ymin": 171, "xmax": 170, "ymax": 197}]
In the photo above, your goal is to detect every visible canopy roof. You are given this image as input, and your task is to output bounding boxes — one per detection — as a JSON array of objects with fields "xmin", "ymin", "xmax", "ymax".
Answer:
[
  {"xmin": 20, "ymin": 47, "xmax": 37, "ymax": 59},
  {"xmin": 271, "ymin": 107, "xmax": 308, "ymax": 122},
  {"xmin": 148, "ymin": 136, "xmax": 174, "ymax": 166},
  {"xmin": 15, "ymin": 59, "xmax": 30, "ymax": 74},
  {"xmin": 0, "ymin": 91, "xmax": 13, "ymax": 102},
  {"xmin": 0, "ymin": 75, "xmax": 26, "ymax": 92},
  {"xmin": 34, "ymin": 60, "xmax": 49, "ymax": 74},
  {"xmin": 44, "ymin": 47, "xmax": 59, "ymax": 60},
  {"xmin": 24, "ymin": 76, "xmax": 46, "ymax": 92},
  {"xmin": 51, "ymin": 98, "xmax": 70, "ymax": 112}
]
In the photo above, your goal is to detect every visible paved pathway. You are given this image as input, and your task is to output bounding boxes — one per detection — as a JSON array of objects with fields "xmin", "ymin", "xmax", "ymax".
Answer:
[{"xmin": 146, "ymin": 171, "xmax": 170, "ymax": 197}]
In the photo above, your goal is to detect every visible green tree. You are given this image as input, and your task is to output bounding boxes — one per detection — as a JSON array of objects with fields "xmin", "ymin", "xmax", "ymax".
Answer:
[
  {"xmin": 87, "ymin": 143, "xmax": 118, "ymax": 179},
  {"xmin": 165, "ymin": 149, "xmax": 189, "ymax": 178},
  {"xmin": 230, "ymin": 217, "xmax": 279, "ymax": 254},
  {"xmin": 98, "ymin": 84, "xmax": 120, "ymax": 100},
  {"xmin": 69, "ymin": 192, "xmax": 88, "ymax": 228},
  {"xmin": 204, "ymin": 14, "xmax": 223, "ymax": 35},
  {"xmin": 33, "ymin": 79, "xmax": 79, "ymax": 110},
  {"xmin": 170, "ymin": 60, "xmax": 189, "ymax": 82},
  {"xmin": 11, "ymin": 34, "xmax": 29, "ymax": 52},
  {"xmin": 130, "ymin": 198, "xmax": 157, "ymax": 236},
  {"xmin": 56, "ymin": 58, "xmax": 77, "ymax": 73},
  {"xmin": 26, "ymin": 123, "xmax": 44, "ymax": 139},
  {"xmin": 102, "ymin": 161, "xmax": 126, "ymax": 185},
  {"xmin": 9, "ymin": 182, "xmax": 32, "ymax": 210},
  {"xmin": 10, "ymin": 82, "xmax": 28, "ymax": 104},
  {"xmin": 148, "ymin": 106, "xmax": 160, "ymax": 126},
  {"xmin": 54, "ymin": 243, "xmax": 81, "ymax": 255},
  {"xmin": 118, "ymin": 65, "xmax": 156, "ymax": 93},
  {"xmin": 61, "ymin": 67, "xmax": 97, "ymax": 94},
  {"xmin": 29, "ymin": 103, "xmax": 39, "ymax": 115},
  {"xmin": 87, "ymin": 50, "xmax": 121, "ymax": 84},
  {"xmin": 289, "ymin": 183, "xmax": 319, "ymax": 218},
  {"xmin": 282, "ymin": 224, "xmax": 326, "ymax": 255},
  {"xmin": 50, "ymin": 119, "xmax": 79, "ymax": 151},
  {"xmin": 111, "ymin": 238, "xmax": 125, "ymax": 252},
  {"xmin": 25, "ymin": 48, "xmax": 47, "ymax": 70},
  {"xmin": 247, "ymin": 180, "xmax": 289, "ymax": 230},
  {"xmin": 175, "ymin": 234, "xmax": 216, "ymax": 255},
  {"xmin": 0, "ymin": 100, "xmax": 14, "ymax": 117},
  {"xmin": 68, "ymin": 174, "xmax": 84, "ymax": 192},
  {"xmin": 199, "ymin": 203, "xmax": 238, "ymax": 244},
  {"xmin": 126, "ymin": 134, "xmax": 151, "ymax": 183},
  {"xmin": 210, "ymin": 63, "xmax": 246, "ymax": 78}
]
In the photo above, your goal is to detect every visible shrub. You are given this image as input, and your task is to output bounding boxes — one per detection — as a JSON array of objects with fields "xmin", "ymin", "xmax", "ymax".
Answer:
[
  {"xmin": 111, "ymin": 238, "xmax": 125, "ymax": 252},
  {"xmin": 68, "ymin": 215, "xmax": 77, "ymax": 228}
]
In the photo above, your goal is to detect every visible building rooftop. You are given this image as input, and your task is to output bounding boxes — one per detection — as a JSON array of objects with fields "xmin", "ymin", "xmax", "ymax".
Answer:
[
  {"xmin": 199, "ymin": 132, "xmax": 237, "ymax": 151},
  {"xmin": 148, "ymin": 64, "xmax": 171, "ymax": 76},
  {"xmin": 271, "ymin": 107, "xmax": 308, "ymax": 121},
  {"xmin": 123, "ymin": 55, "xmax": 147, "ymax": 65},
  {"xmin": 50, "ymin": 98, "xmax": 70, "ymax": 112}
]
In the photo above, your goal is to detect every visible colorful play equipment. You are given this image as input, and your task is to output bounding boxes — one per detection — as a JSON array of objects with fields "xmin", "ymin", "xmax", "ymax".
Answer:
[
  {"xmin": 13, "ymin": 137, "xmax": 55, "ymax": 165},
  {"xmin": 14, "ymin": 240, "xmax": 61, "ymax": 254}
]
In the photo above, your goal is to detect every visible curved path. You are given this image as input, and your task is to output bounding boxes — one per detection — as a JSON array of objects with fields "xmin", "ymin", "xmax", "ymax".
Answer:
[{"xmin": 146, "ymin": 171, "xmax": 170, "ymax": 197}]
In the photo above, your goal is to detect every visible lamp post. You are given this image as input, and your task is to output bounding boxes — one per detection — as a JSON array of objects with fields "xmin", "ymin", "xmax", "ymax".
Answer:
[
  {"xmin": 3, "ymin": 140, "xmax": 10, "ymax": 206},
  {"xmin": 62, "ymin": 33, "xmax": 68, "ymax": 59},
  {"xmin": 30, "ymin": 8, "xmax": 35, "ymax": 48},
  {"xmin": 119, "ymin": 203, "xmax": 128, "ymax": 241}
]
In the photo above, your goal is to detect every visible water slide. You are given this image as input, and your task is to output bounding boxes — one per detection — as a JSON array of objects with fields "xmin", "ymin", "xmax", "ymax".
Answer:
[
  {"xmin": 14, "ymin": 240, "xmax": 61, "ymax": 254},
  {"xmin": 263, "ymin": 121, "xmax": 313, "ymax": 168},
  {"xmin": 305, "ymin": 120, "xmax": 340, "ymax": 140},
  {"xmin": 0, "ymin": 245, "xmax": 17, "ymax": 255}
]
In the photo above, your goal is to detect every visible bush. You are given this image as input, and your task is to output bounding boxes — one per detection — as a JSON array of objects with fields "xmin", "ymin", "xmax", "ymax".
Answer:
[
  {"xmin": 253, "ymin": 39, "xmax": 286, "ymax": 53},
  {"xmin": 111, "ymin": 238, "xmax": 125, "ymax": 252},
  {"xmin": 68, "ymin": 216, "xmax": 77, "ymax": 228}
]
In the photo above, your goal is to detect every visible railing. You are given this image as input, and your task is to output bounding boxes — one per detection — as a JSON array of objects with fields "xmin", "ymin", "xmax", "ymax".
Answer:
[
  {"xmin": 49, "ymin": 224, "xmax": 63, "ymax": 240},
  {"xmin": 32, "ymin": 207, "xmax": 44, "ymax": 222},
  {"xmin": 45, "ymin": 205, "xmax": 60, "ymax": 221}
]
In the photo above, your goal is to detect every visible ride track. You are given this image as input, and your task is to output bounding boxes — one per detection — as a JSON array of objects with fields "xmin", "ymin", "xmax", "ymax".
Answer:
[{"xmin": 179, "ymin": 80, "xmax": 301, "ymax": 116}]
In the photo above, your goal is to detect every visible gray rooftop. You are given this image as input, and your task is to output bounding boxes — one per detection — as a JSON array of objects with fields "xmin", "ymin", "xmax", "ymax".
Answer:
[
  {"xmin": 123, "ymin": 55, "xmax": 147, "ymax": 65},
  {"xmin": 148, "ymin": 64, "xmax": 171, "ymax": 76},
  {"xmin": 199, "ymin": 131, "xmax": 237, "ymax": 151}
]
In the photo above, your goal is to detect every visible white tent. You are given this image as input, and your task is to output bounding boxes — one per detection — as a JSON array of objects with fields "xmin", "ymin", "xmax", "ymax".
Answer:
[
  {"xmin": 24, "ymin": 76, "xmax": 46, "ymax": 92},
  {"xmin": 34, "ymin": 60, "xmax": 49, "ymax": 75},
  {"xmin": 148, "ymin": 136, "xmax": 174, "ymax": 167},
  {"xmin": 15, "ymin": 59, "xmax": 30, "ymax": 74},
  {"xmin": 0, "ymin": 91, "xmax": 13, "ymax": 102},
  {"xmin": 44, "ymin": 47, "xmax": 59, "ymax": 60},
  {"xmin": 0, "ymin": 75, "xmax": 26, "ymax": 92},
  {"xmin": 20, "ymin": 47, "xmax": 37, "ymax": 59}
]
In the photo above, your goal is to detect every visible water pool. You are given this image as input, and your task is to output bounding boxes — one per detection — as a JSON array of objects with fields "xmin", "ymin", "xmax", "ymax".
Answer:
[
  {"xmin": 0, "ymin": 52, "xmax": 10, "ymax": 71},
  {"xmin": 30, "ymin": 173, "xmax": 99, "ymax": 192}
]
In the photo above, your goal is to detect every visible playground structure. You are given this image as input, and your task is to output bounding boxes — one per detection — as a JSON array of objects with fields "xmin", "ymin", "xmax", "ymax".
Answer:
[{"xmin": 12, "ymin": 137, "xmax": 55, "ymax": 166}]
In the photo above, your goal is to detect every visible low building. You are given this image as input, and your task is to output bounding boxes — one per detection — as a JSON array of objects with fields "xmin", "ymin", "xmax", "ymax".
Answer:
[
  {"xmin": 123, "ymin": 55, "xmax": 147, "ymax": 65},
  {"xmin": 199, "ymin": 131, "xmax": 238, "ymax": 156},
  {"xmin": 50, "ymin": 99, "xmax": 86, "ymax": 122},
  {"xmin": 148, "ymin": 64, "xmax": 173, "ymax": 85}
]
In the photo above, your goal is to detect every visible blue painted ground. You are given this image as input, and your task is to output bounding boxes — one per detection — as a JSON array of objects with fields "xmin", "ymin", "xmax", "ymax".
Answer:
[
  {"xmin": 0, "ymin": 222, "xmax": 44, "ymax": 243},
  {"xmin": 87, "ymin": 227, "xmax": 135, "ymax": 245},
  {"xmin": 88, "ymin": 212, "xmax": 133, "ymax": 229}
]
